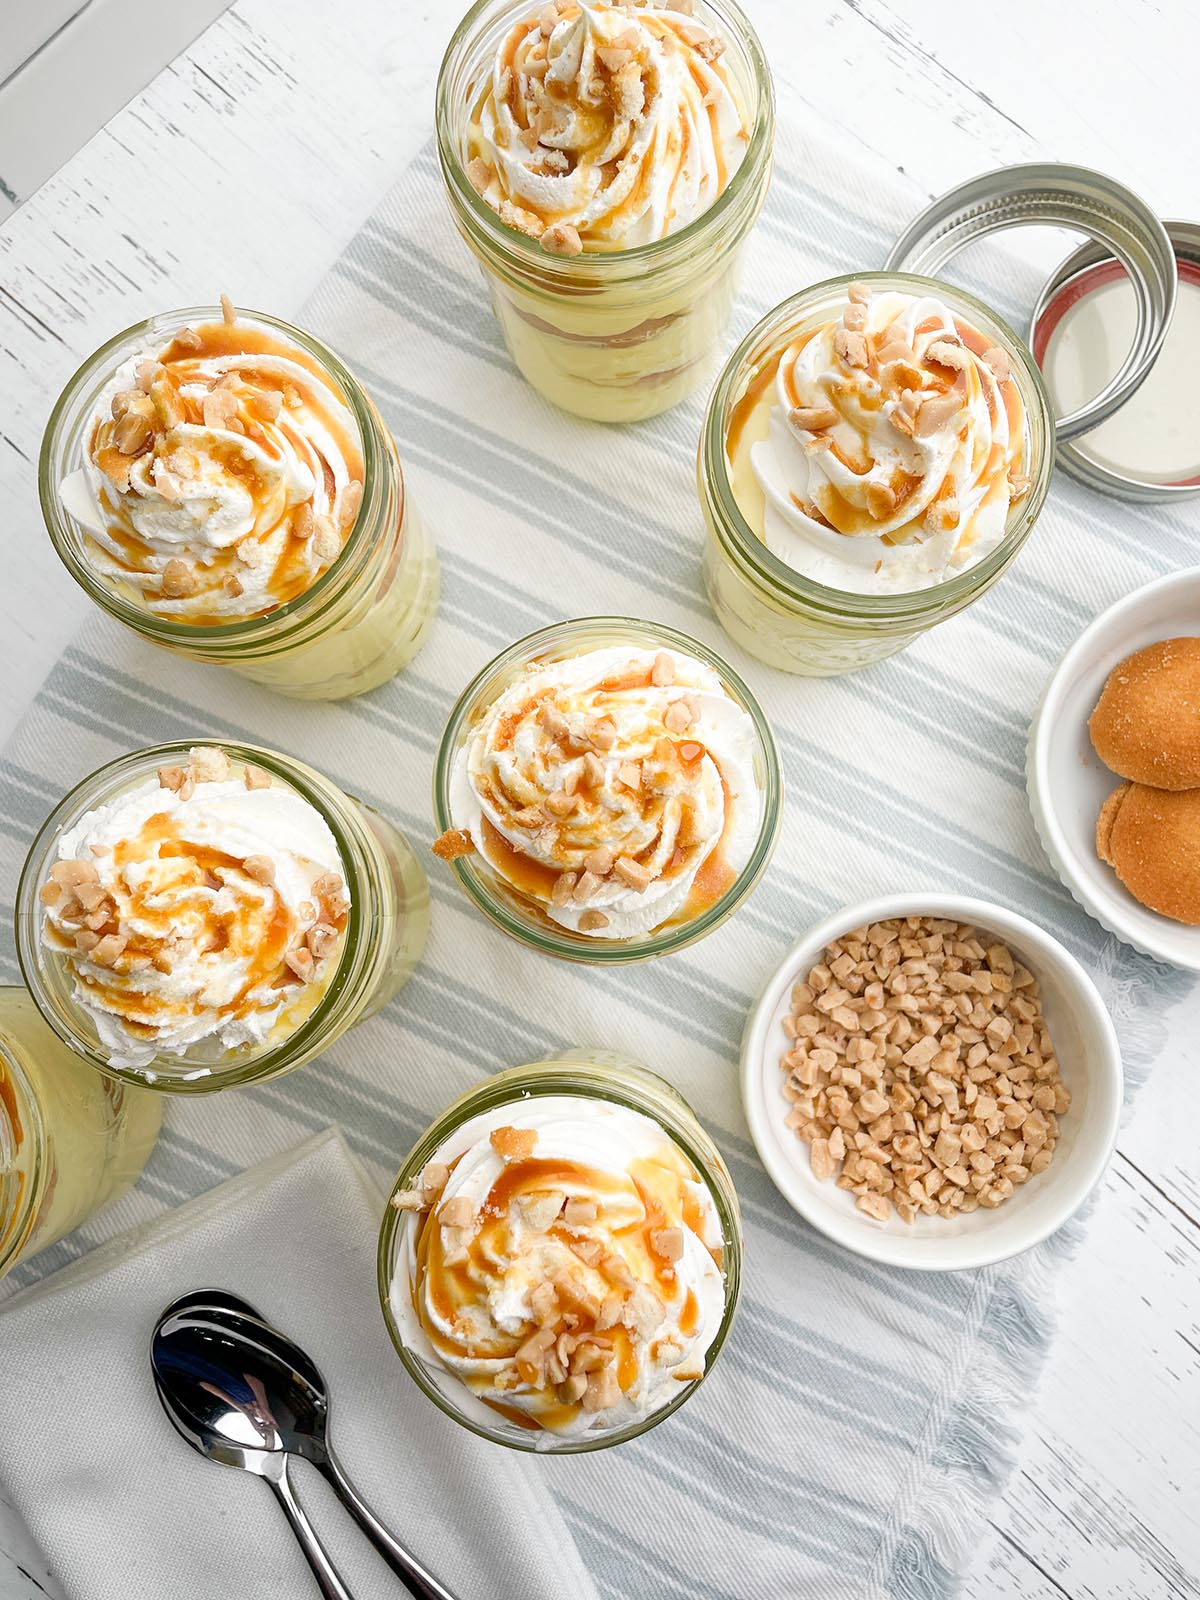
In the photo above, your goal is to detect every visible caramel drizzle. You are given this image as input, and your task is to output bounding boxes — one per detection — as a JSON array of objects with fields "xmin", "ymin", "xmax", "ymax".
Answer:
[
  {"xmin": 410, "ymin": 1145, "xmax": 717, "ymax": 1431},
  {"xmin": 470, "ymin": 3, "xmax": 743, "ymax": 244},
  {"xmin": 474, "ymin": 663, "xmax": 736, "ymax": 922},
  {"xmin": 85, "ymin": 320, "xmax": 364, "ymax": 624},
  {"xmin": 45, "ymin": 813, "xmax": 345, "ymax": 1043},
  {"xmin": 726, "ymin": 311, "xmax": 1025, "ymax": 545}
]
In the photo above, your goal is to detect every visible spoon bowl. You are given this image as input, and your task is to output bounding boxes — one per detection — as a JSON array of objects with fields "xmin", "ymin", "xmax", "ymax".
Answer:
[
  {"xmin": 151, "ymin": 1290, "xmax": 457, "ymax": 1600},
  {"xmin": 153, "ymin": 1304, "xmax": 327, "ymax": 1467}
]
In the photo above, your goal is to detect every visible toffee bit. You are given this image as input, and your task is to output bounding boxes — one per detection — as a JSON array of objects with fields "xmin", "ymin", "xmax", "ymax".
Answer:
[
  {"xmin": 311, "ymin": 516, "xmax": 341, "ymax": 562},
  {"xmin": 161, "ymin": 559, "xmax": 197, "ymax": 598},
  {"xmin": 540, "ymin": 222, "xmax": 583, "ymax": 257},
  {"xmin": 467, "ymin": 157, "xmax": 494, "ymax": 195},
  {"xmin": 306, "ymin": 922, "xmax": 339, "ymax": 961},
  {"xmin": 490, "ymin": 1125, "xmax": 538, "ymax": 1162},
  {"xmin": 339, "ymin": 478, "xmax": 364, "ymax": 531},
  {"xmin": 285, "ymin": 947, "xmax": 315, "ymax": 982},
  {"xmin": 188, "ymin": 746, "xmax": 231, "ymax": 782},
  {"xmin": 432, "ymin": 828, "xmax": 476, "ymax": 861},
  {"xmin": 778, "ymin": 916, "xmax": 1069, "ymax": 1222},
  {"xmin": 834, "ymin": 328, "xmax": 869, "ymax": 369},
  {"xmin": 242, "ymin": 855, "xmax": 275, "ymax": 884}
]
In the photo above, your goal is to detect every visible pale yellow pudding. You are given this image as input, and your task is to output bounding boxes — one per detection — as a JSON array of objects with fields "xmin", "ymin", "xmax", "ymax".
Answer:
[{"xmin": 0, "ymin": 987, "xmax": 161, "ymax": 1279}]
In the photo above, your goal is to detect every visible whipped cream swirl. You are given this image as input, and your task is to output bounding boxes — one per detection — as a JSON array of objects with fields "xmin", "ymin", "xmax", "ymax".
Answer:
[
  {"xmin": 736, "ymin": 285, "xmax": 1031, "ymax": 594},
  {"xmin": 465, "ymin": 1, "xmax": 747, "ymax": 249},
  {"xmin": 39, "ymin": 748, "xmax": 349, "ymax": 1071},
  {"xmin": 391, "ymin": 1095, "xmax": 727, "ymax": 1440},
  {"xmin": 447, "ymin": 644, "xmax": 761, "ymax": 939},
  {"xmin": 60, "ymin": 310, "xmax": 364, "ymax": 622}
]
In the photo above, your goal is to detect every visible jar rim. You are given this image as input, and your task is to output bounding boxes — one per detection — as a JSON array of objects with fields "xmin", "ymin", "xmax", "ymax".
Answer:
[
  {"xmin": 0, "ymin": 1027, "xmax": 47, "ymax": 1277},
  {"xmin": 14, "ymin": 740, "xmax": 372, "ymax": 1093},
  {"xmin": 432, "ymin": 615, "xmax": 783, "ymax": 962},
  {"xmin": 434, "ymin": 0, "xmax": 775, "ymax": 281},
  {"xmin": 376, "ymin": 1056, "xmax": 743, "ymax": 1453},
  {"xmin": 700, "ymin": 270, "xmax": 1057, "ymax": 625},
  {"xmin": 38, "ymin": 306, "xmax": 397, "ymax": 647}
]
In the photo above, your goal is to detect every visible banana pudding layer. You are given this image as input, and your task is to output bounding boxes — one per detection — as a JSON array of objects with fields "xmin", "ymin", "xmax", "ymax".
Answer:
[
  {"xmin": 38, "ymin": 747, "xmax": 350, "ymax": 1071},
  {"xmin": 59, "ymin": 302, "xmax": 364, "ymax": 623},
  {"xmin": 465, "ymin": 0, "xmax": 748, "ymax": 253},
  {"xmin": 390, "ymin": 1095, "xmax": 726, "ymax": 1439},
  {"xmin": 444, "ymin": 644, "xmax": 761, "ymax": 939},
  {"xmin": 726, "ymin": 282, "xmax": 1032, "ymax": 594}
]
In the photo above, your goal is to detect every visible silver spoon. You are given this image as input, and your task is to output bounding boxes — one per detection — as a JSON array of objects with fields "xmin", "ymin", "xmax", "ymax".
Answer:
[{"xmin": 151, "ymin": 1290, "xmax": 458, "ymax": 1600}]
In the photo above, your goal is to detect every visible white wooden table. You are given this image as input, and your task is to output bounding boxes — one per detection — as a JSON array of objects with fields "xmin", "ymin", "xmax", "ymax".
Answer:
[{"xmin": 1, "ymin": 2, "xmax": 1197, "ymax": 1596}]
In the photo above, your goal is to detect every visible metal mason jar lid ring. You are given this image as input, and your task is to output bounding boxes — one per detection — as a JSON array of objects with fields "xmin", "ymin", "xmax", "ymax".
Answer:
[
  {"xmin": 884, "ymin": 163, "xmax": 1177, "ymax": 443},
  {"xmin": 1031, "ymin": 220, "xmax": 1200, "ymax": 501}
]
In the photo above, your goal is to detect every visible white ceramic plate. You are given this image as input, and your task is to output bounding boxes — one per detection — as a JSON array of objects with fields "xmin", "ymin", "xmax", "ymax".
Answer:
[
  {"xmin": 1027, "ymin": 567, "xmax": 1200, "ymax": 971},
  {"xmin": 741, "ymin": 893, "xmax": 1122, "ymax": 1272}
]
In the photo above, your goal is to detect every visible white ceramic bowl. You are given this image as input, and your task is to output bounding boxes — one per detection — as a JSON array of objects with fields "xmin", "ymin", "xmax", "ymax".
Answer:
[
  {"xmin": 1027, "ymin": 567, "xmax": 1200, "ymax": 971},
  {"xmin": 741, "ymin": 893, "xmax": 1122, "ymax": 1272}
]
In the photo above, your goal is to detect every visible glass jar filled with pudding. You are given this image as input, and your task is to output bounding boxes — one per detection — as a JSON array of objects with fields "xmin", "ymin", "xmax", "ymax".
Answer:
[
  {"xmin": 699, "ymin": 273, "xmax": 1054, "ymax": 675},
  {"xmin": 40, "ymin": 302, "xmax": 439, "ymax": 700},
  {"xmin": 16, "ymin": 742, "xmax": 430, "ymax": 1093},
  {"xmin": 431, "ymin": 617, "xmax": 781, "ymax": 961},
  {"xmin": 378, "ymin": 1053, "xmax": 742, "ymax": 1452},
  {"xmin": 435, "ymin": 0, "xmax": 774, "ymax": 422},
  {"xmin": 0, "ymin": 986, "xmax": 161, "ymax": 1282}
]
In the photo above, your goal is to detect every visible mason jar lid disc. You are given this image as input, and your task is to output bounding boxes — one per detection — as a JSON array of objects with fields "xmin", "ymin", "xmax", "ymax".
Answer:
[
  {"xmin": 883, "ymin": 164, "xmax": 1178, "ymax": 471},
  {"xmin": 1029, "ymin": 221, "xmax": 1200, "ymax": 501}
]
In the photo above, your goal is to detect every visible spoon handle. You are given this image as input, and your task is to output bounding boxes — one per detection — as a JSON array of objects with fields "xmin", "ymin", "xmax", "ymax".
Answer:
[
  {"xmin": 269, "ymin": 1465, "xmax": 358, "ymax": 1600},
  {"xmin": 319, "ymin": 1447, "xmax": 459, "ymax": 1600}
]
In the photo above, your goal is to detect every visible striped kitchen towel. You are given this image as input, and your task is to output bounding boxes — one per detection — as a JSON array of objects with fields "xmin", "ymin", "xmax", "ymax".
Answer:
[{"xmin": 1, "ymin": 114, "xmax": 1194, "ymax": 1599}]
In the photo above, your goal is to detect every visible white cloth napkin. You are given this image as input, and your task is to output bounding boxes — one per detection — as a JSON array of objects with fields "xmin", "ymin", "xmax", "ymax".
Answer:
[{"xmin": 0, "ymin": 1129, "xmax": 600, "ymax": 1600}]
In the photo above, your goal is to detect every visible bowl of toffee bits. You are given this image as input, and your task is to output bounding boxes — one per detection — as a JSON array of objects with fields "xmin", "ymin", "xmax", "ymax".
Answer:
[{"xmin": 740, "ymin": 894, "xmax": 1122, "ymax": 1270}]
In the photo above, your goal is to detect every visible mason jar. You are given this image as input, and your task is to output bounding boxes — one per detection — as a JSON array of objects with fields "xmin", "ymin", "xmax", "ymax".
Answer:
[
  {"xmin": 16, "ymin": 741, "xmax": 430, "ymax": 1093},
  {"xmin": 435, "ymin": 0, "xmax": 775, "ymax": 423},
  {"xmin": 0, "ymin": 985, "xmax": 161, "ymax": 1282},
  {"xmin": 378, "ymin": 1053, "xmax": 743, "ymax": 1452},
  {"xmin": 432, "ymin": 616, "xmax": 782, "ymax": 961},
  {"xmin": 40, "ymin": 307, "xmax": 439, "ymax": 700},
  {"xmin": 699, "ymin": 271, "xmax": 1055, "ymax": 675}
]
